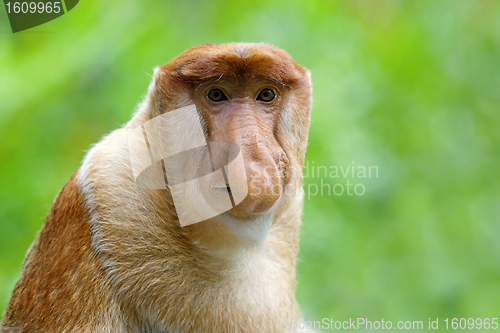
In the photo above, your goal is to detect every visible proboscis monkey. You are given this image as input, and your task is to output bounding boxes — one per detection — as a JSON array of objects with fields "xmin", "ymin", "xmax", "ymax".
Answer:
[{"xmin": 0, "ymin": 43, "xmax": 312, "ymax": 333}]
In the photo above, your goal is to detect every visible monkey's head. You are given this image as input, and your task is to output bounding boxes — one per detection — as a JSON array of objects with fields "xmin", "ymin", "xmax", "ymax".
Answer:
[{"xmin": 144, "ymin": 43, "xmax": 311, "ymax": 222}]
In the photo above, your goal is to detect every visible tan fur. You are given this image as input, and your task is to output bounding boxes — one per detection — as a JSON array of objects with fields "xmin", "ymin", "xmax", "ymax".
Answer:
[
  {"xmin": 1, "ymin": 43, "xmax": 312, "ymax": 333},
  {"xmin": 0, "ymin": 172, "xmax": 124, "ymax": 332}
]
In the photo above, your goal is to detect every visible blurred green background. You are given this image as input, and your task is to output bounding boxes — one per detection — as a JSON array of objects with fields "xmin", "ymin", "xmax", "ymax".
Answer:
[{"xmin": 1, "ymin": 0, "xmax": 499, "ymax": 330}]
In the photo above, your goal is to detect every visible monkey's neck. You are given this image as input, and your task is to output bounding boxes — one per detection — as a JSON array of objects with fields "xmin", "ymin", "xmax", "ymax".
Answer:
[{"xmin": 181, "ymin": 213, "xmax": 269, "ymax": 257}]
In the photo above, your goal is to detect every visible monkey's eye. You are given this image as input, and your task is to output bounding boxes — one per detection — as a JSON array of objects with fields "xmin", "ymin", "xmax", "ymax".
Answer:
[
  {"xmin": 207, "ymin": 89, "xmax": 228, "ymax": 102},
  {"xmin": 257, "ymin": 88, "xmax": 276, "ymax": 102}
]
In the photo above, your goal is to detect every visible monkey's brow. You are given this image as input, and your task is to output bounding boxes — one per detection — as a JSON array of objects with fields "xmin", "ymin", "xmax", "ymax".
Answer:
[
  {"xmin": 191, "ymin": 75, "xmax": 292, "ymax": 90},
  {"xmin": 255, "ymin": 76, "xmax": 292, "ymax": 88},
  {"xmin": 190, "ymin": 75, "xmax": 224, "ymax": 90}
]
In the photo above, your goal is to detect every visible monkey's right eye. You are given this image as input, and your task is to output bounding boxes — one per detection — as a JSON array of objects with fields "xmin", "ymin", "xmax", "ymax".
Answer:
[{"xmin": 207, "ymin": 89, "xmax": 228, "ymax": 102}]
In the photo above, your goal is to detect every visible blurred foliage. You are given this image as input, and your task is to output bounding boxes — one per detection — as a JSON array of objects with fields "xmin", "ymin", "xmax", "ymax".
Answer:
[{"xmin": 1, "ymin": 0, "xmax": 499, "ymax": 330}]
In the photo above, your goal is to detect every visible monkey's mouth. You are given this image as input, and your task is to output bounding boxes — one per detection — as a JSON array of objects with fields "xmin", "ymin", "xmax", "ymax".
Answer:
[{"xmin": 211, "ymin": 186, "xmax": 231, "ymax": 193}]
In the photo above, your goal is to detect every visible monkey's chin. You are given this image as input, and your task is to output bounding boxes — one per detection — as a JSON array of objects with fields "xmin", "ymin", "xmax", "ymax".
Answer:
[{"xmin": 217, "ymin": 208, "xmax": 274, "ymax": 248}]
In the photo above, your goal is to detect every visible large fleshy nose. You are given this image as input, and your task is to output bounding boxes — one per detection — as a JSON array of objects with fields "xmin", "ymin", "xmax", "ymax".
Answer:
[{"xmin": 208, "ymin": 108, "xmax": 286, "ymax": 215}]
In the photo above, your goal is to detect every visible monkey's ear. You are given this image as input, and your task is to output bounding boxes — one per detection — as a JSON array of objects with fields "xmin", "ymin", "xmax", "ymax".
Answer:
[
  {"xmin": 141, "ymin": 67, "xmax": 162, "ymax": 118},
  {"xmin": 147, "ymin": 64, "xmax": 190, "ymax": 117},
  {"xmin": 145, "ymin": 66, "xmax": 173, "ymax": 118}
]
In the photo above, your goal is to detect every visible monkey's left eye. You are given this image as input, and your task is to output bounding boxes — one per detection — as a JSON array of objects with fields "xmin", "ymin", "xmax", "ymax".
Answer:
[
  {"xmin": 207, "ymin": 89, "xmax": 228, "ymax": 102},
  {"xmin": 257, "ymin": 89, "xmax": 276, "ymax": 102}
]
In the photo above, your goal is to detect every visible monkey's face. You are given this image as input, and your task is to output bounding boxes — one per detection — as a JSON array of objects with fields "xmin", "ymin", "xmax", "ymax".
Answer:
[
  {"xmin": 154, "ymin": 43, "xmax": 312, "ymax": 219},
  {"xmin": 194, "ymin": 79, "xmax": 288, "ymax": 216}
]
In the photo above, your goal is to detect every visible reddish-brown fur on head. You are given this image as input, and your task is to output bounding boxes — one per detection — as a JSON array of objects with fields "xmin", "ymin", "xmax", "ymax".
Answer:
[
  {"xmin": 161, "ymin": 43, "xmax": 306, "ymax": 84},
  {"xmin": 1, "ymin": 43, "xmax": 313, "ymax": 333}
]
